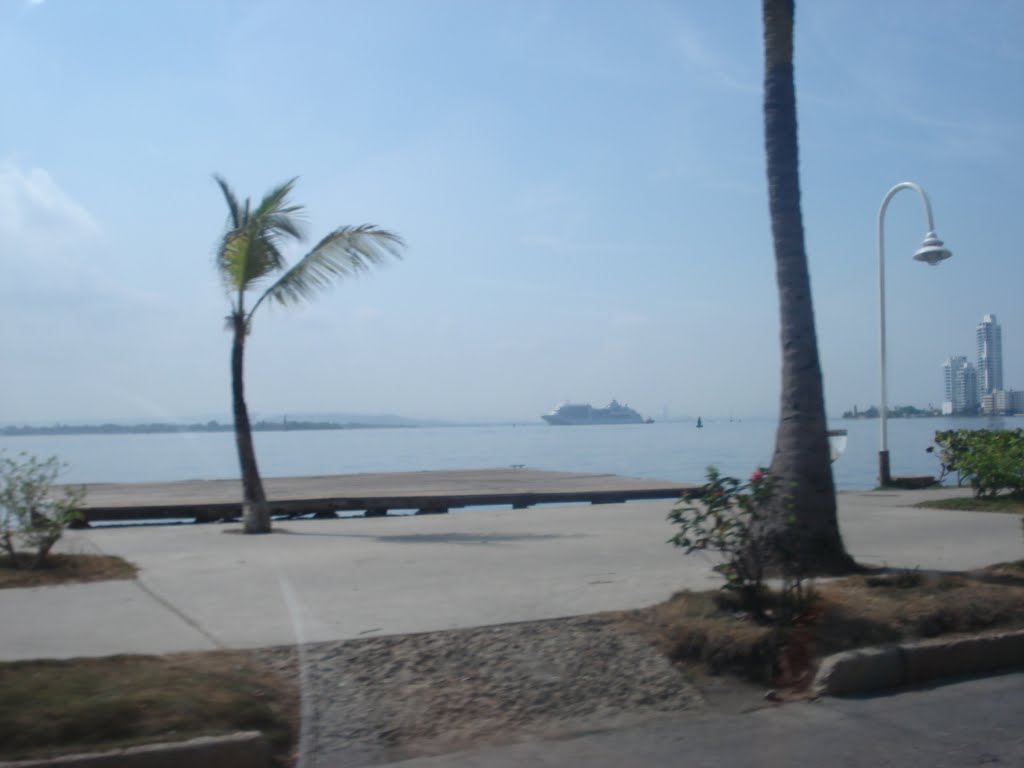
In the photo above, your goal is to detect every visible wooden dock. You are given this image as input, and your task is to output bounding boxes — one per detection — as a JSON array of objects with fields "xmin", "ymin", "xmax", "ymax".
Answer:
[{"xmin": 72, "ymin": 468, "xmax": 697, "ymax": 524}]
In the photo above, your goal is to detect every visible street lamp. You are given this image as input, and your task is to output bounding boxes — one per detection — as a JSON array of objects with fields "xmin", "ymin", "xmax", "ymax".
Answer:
[{"xmin": 877, "ymin": 181, "xmax": 952, "ymax": 486}]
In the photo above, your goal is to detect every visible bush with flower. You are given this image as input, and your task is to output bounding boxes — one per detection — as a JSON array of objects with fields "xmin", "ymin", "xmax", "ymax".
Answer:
[{"xmin": 668, "ymin": 466, "xmax": 813, "ymax": 622}]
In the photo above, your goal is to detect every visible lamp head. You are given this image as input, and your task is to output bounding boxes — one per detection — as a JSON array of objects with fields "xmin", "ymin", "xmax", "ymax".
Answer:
[{"xmin": 913, "ymin": 231, "xmax": 952, "ymax": 266}]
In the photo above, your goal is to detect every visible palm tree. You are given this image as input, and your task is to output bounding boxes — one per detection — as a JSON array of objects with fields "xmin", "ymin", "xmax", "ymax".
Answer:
[
  {"xmin": 214, "ymin": 176, "xmax": 403, "ymax": 534},
  {"xmin": 761, "ymin": 0, "xmax": 855, "ymax": 571}
]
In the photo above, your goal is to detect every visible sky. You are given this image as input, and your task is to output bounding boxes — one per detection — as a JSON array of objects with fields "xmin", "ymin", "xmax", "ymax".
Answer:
[{"xmin": 0, "ymin": 0, "xmax": 1021, "ymax": 424}]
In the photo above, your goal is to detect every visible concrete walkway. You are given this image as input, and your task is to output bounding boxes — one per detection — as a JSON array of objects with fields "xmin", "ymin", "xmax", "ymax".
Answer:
[{"xmin": 1, "ymin": 487, "xmax": 1018, "ymax": 661}]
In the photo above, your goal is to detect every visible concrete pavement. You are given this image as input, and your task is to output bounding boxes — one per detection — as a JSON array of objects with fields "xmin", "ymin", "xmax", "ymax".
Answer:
[{"xmin": 1, "ymin": 487, "xmax": 1019, "ymax": 661}]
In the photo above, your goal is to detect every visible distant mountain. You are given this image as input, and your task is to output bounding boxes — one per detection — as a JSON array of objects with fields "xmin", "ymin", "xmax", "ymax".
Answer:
[
  {"xmin": 0, "ymin": 410, "xmax": 468, "ymax": 434},
  {"xmin": 257, "ymin": 411, "xmax": 463, "ymax": 428}
]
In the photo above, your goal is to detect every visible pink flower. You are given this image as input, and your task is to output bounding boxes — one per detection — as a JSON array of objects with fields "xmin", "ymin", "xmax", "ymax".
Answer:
[{"xmin": 750, "ymin": 471, "xmax": 764, "ymax": 482}]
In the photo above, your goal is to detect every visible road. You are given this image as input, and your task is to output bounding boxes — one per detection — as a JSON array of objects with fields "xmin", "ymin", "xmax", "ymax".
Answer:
[{"xmin": 380, "ymin": 672, "xmax": 1024, "ymax": 767}]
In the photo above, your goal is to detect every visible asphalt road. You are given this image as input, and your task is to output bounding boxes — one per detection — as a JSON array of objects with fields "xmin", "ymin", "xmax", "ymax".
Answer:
[{"xmin": 379, "ymin": 672, "xmax": 1024, "ymax": 767}]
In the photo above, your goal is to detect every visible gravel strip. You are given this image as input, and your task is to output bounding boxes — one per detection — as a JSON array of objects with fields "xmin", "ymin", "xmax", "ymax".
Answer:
[{"xmin": 256, "ymin": 614, "xmax": 706, "ymax": 767}]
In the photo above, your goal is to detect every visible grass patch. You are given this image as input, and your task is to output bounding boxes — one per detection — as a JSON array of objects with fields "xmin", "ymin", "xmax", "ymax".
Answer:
[
  {"xmin": 626, "ymin": 561, "xmax": 1024, "ymax": 691},
  {"xmin": 914, "ymin": 494, "xmax": 1024, "ymax": 514},
  {"xmin": 0, "ymin": 553, "xmax": 137, "ymax": 589},
  {"xmin": 0, "ymin": 651, "xmax": 298, "ymax": 766}
]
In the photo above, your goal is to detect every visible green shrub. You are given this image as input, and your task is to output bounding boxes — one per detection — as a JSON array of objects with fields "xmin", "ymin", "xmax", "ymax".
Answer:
[
  {"xmin": 667, "ymin": 466, "xmax": 813, "ymax": 623},
  {"xmin": 0, "ymin": 453, "xmax": 84, "ymax": 569},
  {"xmin": 929, "ymin": 429, "xmax": 1024, "ymax": 499}
]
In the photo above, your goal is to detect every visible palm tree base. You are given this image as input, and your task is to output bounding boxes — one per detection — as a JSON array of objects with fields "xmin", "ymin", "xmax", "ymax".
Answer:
[
  {"xmin": 242, "ymin": 502, "xmax": 272, "ymax": 534},
  {"xmin": 810, "ymin": 551, "xmax": 864, "ymax": 576}
]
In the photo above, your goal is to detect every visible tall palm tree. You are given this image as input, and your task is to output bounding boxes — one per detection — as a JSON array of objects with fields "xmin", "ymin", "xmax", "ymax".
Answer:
[
  {"xmin": 215, "ymin": 176, "xmax": 403, "ymax": 534},
  {"xmin": 761, "ymin": 0, "xmax": 855, "ymax": 571}
]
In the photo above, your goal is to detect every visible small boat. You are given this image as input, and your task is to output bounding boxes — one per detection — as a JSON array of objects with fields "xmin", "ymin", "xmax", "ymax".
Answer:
[{"xmin": 696, "ymin": 417, "xmax": 703, "ymax": 428}]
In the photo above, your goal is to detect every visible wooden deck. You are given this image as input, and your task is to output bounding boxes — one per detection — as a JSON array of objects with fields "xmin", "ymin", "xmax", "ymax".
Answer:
[{"xmin": 71, "ymin": 468, "xmax": 697, "ymax": 524}]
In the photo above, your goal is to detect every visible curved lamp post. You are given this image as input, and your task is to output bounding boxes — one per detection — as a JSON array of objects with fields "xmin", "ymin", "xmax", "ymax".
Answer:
[{"xmin": 877, "ymin": 182, "xmax": 952, "ymax": 486}]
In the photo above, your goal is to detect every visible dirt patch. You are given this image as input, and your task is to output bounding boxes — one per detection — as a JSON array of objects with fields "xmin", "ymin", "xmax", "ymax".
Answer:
[
  {"xmin": 253, "ymin": 615, "xmax": 732, "ymax": 767},
  {"xmin": 0, "ymin": 553, "xmax": 137, "ymax": 589}
]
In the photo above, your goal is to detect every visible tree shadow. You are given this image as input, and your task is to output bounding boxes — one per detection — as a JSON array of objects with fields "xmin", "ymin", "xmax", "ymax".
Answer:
[{"xmin": 275, "ymin": 530, "xmax": 587, "ymax": 545}]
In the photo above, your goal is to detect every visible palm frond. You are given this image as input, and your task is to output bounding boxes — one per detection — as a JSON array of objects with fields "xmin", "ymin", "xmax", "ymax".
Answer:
[
  {"xmin": 251, "ymin": 226, "xmax": 404, "ymax": 316},
  {"xmin": 218, "ymin": 230, "xmax": 251, "ymax": 291},
  {"xmin": 213, "ymin": 174, "xmax": 242, "ymax": 229},
  {"xmin": 243, "ymin": 234, "xmax": 288, "ymax": 286},
  {"xmin": 215, "ymin": 176, "xmax": 309, "ymax": 293},
  {"xmin": 262, "ymin": 211, "xmax": 304, "ymax": 242},
  {"xmin": 253, "ymin": 178, "xmax": 305, "ymax": 239}
]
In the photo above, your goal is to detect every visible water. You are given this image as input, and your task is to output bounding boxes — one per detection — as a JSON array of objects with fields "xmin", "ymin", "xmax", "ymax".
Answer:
[{"xmin": 1, "ymin": 416, "xmax": 1019, "ymax": 490}]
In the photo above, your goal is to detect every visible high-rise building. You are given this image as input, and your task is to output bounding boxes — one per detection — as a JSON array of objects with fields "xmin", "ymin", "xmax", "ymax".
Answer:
[
  {"xmin": 942, "ymin": 356, "xmax": 979, "ymax": 415},
  {"xmin": 976, "ymin": 314, "xmax": 1003, "ymax": 397},
  {"xmin": 943, "ymin": 355, "xmax": 963, "ymax": 405},
  {"xmin": 982, "ymin": 389, "xmax": 1024, "ymax": 416}
]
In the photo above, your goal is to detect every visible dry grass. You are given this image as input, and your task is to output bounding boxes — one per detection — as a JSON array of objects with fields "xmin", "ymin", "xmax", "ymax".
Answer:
[
  {"xmin": 625, "ymin": 560, "xmax": 1024, "ymax": 689},
  {"xmin": 814, "ymin": 565, "xmax": 1024, "ymax": 652},
  {"xmin": 0, "ymin": 651, "xmax": 298, "ymax": 766},
  {"xmin": 624, "ymin": 591, "xmax": 778, "ymax": 680},
  {"xmin": 915, "ymin": 494, "xmax": 1024, "ymax": 514},
  {"xmin": 0, "ymin": 553, "xmax": 137, "ymax": 589}
]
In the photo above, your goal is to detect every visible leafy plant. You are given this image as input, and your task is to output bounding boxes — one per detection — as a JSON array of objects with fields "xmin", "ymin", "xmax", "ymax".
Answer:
[
  {"xmin": 929, "ymin": 429, "xmax": 1024, "ymax": 498},
  {"xmin": 0, "ymin": 453, "xmax": 84, "ymax": 569},
  {"xmin": 668, "ymin": 466, "xmax": 813, "ymax": 623}
]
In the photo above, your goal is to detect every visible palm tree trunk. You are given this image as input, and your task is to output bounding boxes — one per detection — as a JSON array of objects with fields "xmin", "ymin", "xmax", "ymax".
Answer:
[
  {"xmin": 762, "ymin": 0, "xmax": 854, "ymax": 572},
  {"xmin": 231, "ymin": 313, "xmax": 271, "ymax": 533}
]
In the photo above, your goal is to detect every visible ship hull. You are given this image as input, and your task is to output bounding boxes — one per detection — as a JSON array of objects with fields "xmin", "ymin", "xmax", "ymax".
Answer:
[{"xmin": 541, "ymin": 402, "xmax": 645, "ymax": 425}]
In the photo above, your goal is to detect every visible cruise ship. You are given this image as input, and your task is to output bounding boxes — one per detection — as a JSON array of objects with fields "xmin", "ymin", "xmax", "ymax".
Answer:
[{"xmin": 541, "ymin": 400, "xmax": 648, "ymax": 426}]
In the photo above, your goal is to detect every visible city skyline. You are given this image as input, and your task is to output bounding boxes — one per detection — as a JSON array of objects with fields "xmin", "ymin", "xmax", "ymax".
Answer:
[
  {"xmin": 1, "ymin": 2, "xmax": 1022, "ymax": 424},
  {"xmin": 942, "ymin": 312, "xmax": 1020, "ymax": 416}
]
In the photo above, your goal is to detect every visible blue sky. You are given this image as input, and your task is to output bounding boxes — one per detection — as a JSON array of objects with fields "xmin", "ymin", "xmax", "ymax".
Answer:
[{"xmin": 1, "ymin": 0, "xmax": 1021, "ymax": 423}]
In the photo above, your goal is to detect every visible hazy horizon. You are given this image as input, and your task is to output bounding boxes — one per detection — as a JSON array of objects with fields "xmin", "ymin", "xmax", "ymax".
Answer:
[
  {"xmin": 0, "ymin": 404, "xmax": 1006, "ymax": 431},
  {"xmin": 0, "ymin": 406, "xmax": 737, "ymax": 428},
  {"xmin": 2, "ymin": 1, "xmax": 1021, "ymax": 425}
]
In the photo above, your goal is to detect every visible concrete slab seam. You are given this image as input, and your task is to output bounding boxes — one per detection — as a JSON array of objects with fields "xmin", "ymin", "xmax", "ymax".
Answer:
[
  {"xmin": 132, "ymin": 578, "xmax": 225, "ymax": 651},
  {"xmin": 65, "ymin": 531, "xmax": 220, "ymax": 650}
]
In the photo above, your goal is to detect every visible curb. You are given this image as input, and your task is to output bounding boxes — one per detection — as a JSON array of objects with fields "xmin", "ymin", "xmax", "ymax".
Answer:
[
  {"xmin": 812, "ymin": 629, "xmax": 1024, "ymax": 697},
  {"xmin": 0, "ymin": 731, "xmax": 268, "ymax": 768}
]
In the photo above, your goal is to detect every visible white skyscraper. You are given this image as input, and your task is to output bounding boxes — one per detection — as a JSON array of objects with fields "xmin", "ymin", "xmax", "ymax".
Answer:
[
  {"xmin": 942, "ymin": 356, "xmax": 979, "ymax": 415},
  {"xmin": 976, "ymin": 314, "xmax": 1003, "ymax": 397}
]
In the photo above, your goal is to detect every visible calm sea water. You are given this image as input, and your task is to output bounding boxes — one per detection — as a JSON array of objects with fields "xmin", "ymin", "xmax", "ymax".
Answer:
[{"xmin": 1, "ymin": 416, "xmax": 1019, "ymax": 491}]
